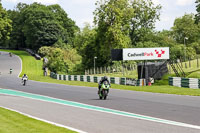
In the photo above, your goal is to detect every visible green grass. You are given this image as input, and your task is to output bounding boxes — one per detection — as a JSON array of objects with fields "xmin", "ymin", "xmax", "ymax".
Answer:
[
  {"xmin": 0, "ymin": 107, "xmax": 76, "ymax": 133},
  {"xmin": 0, "ymin": 49, "xmax": 43, "ymax": 79},
  {"xmin": 94, "ymin": 70, "xmax": 138, "ymax": 79},
  {"xmin": 168, "ymin": 59, "xmax": 200, "ymax": 78},
  {"xmin": 180, "ymin": 59, "xmax": 200, "ymax": 72},
  {"xmin": 186, "ymin": 69, "xmax": 200, "ymax": 78},
  {"xmin": 92, "ymin": 59, "xmax": 200, "ymax": 79},
  {"xmin": 1, "ymin": 49, "xmax": 200, "ymax": 96}
]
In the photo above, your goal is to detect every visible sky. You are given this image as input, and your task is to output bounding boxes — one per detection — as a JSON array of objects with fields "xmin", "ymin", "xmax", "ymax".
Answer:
[{"xmin": 1, "ymin": 0, "xmax": 198, "ymax": 31}]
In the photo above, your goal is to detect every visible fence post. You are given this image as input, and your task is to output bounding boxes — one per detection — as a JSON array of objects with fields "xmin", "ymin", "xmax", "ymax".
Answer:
[
  {"xmin": 189, "ymin": 58, "xmax": 191, "ymax": 68},
  {"xmin": 96, "ymin": 67, "xmax": 98, "ymax": 74},
  {"xmin": 180, "ymin": 58, "xmax": 183, "ymax": 67},
  {"xmin": 122, "ymin": 62, "xmax": 124, "ymax": 76},
  {"xmin": 185, "ymin": 62, "xmax": 187, "ymax": 69},
  {"xmin": 135, "ymin": 64, "xmax": 137, "ymax": 72},
  {"xmin": 197, "ymin": 58, "xmax": 199, "ymax": 68},
  {"xmin": 168, "ymin": 63, "xmax": 171, "ymax": 74}
]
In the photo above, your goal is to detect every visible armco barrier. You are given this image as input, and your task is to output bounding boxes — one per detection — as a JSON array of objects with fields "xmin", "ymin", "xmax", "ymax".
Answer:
[
  {"xmin": 50, "ymin": 72, "xmax": 57, "ymax": 79},
  {"xmin": 87, "ymin": 76, "xmax": 90, "ymax": 82},
  {"xmin": 115, "ymin": 77, "xmax": 120, "ymax": 85},
  {"xmin": 168, "ymin": 77, "xmax": 173, "ymax": 86},
  {"xmin": 181, "ymin": 78, "xmax": 189, "ymax": 88},
  {"xmin": 120, "ymin": 78, "xmax": 126, "ymax": 85},
  {"xmin": 94, "ymin": 76, "xmax": 98, "ymax": 83},
  {"xmin": 50, "ymin": 72, "xmax": 146, "ymax": 86},
  {"xmin": 74, "ymin": 75, "xmax": 77, "ymax": 81},
  {"xmin": 189, "ymin": 78, "xmax": 199, "ymax": 89},
  {"xmin": 80, "ymin": 75, "xmax": 84, "ymax": 81},
  {"xmin": 90, "ymin": 76, "xmax": 94, "ymax": 82},
  {"xmin": 169, "ymin": 77, "xmax": 200, "ymax": 89},
  {"xmin": 110, "ymin": 77, "xmax": 115, "ymax": 84},
  {"xmin": 63, "ymin": 75, "xmax": 66, "ymax": 80},
  {"xmin": 68, "ymin": 75, "xmax": 71, "ymax": 81},
  {"xmin": 199, "ymin": 79, "xmax": 200, "ymax": 88}
]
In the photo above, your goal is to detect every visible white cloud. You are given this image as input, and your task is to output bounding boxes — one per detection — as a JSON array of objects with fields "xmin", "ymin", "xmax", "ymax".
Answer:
[
  {"xmin": 5, "ymin": 0, "xmax": 18, "ymax": 2},
  {"xmin": 77, "ymin": 18, "xmax": 94, "ymax": 27},
  {"xmin": 70, "ymin": 0, "xmax": 95, "ymax": 5},
  {"xmin": 176, "ymin": 0, "xmax": 195, "ymax": 6}
]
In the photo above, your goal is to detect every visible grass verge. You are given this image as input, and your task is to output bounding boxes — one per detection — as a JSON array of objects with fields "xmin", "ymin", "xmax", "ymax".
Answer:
[
  {"xmin": 0, "ymin": 107, "xmax": 76, "ymax": 133},
  {"xmin": 1, "ymin": 49, "xmax": 200, "ymax": 96},
  {"xmin": 0, "ymin": 49, "xmax": 43, "ymax": 79}
]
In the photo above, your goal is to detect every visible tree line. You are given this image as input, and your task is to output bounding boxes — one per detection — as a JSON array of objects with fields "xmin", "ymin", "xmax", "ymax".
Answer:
[{"xmin": 0, "ymin": 0, "xmax": 200, "ymax": 74}]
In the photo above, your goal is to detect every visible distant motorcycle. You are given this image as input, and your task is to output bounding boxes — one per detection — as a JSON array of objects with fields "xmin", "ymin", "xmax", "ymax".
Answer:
[
  {"xmin": 9, "ymin": 52, "xmax": 12, "ymax": 57},
  {"xmin": 22, "ymin": 77, "xmax": 28, "ymax": 86},
  {"xmin": 99, "ymin": 81, "xmax": 110, "ymax": 100}
]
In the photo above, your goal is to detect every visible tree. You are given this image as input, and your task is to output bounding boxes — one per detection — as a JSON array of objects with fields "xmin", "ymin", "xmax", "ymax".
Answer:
[
  {"xmin": 7, "ymin": 2, "xmax": 78, "ymax": 50},
  {"xmin": 93, "ymin": 0, "xmax": 161, "ymax": 66},
  {"xmin": 195, "ymin": 0, "xmax": 200, "ymax": 23},
  {"xmin": 48, "ymin": 4, "xmax": 79, "ymax": 46},
  {"xmin": 0, "ymin": 0, "xmax": 12, "ymax": 45},
  {"xmin": 191, "ymin": 41, "xmax": 200, "ymax": 54},
  {"xmin": 171, "ymin": 14, "xmax": 200, "ymax": 44},
  {"xmin": 38, "ymin": 45, "xmax": 82, "ymax": 74},
  {"xmin": 38, "ymin": 46, "xmax": 68, "ymax": 73},
  {"xmin": 21, "ymin": 3, "xmax": 64, "ymax": 49},
  {"xmin": 94, "ymin": 0, "xmax": 134, "ymax": 66},
  {"xmin": 7, "ymin": 3, "xmax": 28, "ymax": 49},
  {"xmin": 74, "ymin": 23, "xmax": 97, "ymax": 69},
  {"xmin": 130, "ymin": 0, "xmax": 161, "ymax": 45}
]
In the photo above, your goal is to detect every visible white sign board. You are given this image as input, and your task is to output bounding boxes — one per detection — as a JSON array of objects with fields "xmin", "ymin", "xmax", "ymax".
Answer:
[{"xmin": 123, "ymin": 47, "xmax": 169, "ymax": 60}]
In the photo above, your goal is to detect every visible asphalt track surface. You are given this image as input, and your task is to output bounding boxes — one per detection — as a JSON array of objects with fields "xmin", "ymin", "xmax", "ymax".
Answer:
[{"xmin": 0, "ymin": 51, "xmax": 200, "ymax": 133}]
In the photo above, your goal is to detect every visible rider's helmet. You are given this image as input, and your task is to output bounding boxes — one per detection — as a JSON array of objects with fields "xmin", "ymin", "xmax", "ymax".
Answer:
[
  {"xmin": 24, "ymin": 74, "xmax": 26, "ymax": 76},
  {"xmin": 103, "ymin": 76, "xmax": 107, "ymax": 80}
]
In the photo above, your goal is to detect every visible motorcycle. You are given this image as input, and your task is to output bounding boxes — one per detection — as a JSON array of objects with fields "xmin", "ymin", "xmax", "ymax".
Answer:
[
  {"xmin": 99, "ymin": 81, "xmax": 110, "ymax": 100},
  {"xmin": 9, "ymin": 52, "xmax": 12, "ymax": 57},
  {"xmin": 22, "ymin": 77, "xmax": 28, "ymax": 86}
]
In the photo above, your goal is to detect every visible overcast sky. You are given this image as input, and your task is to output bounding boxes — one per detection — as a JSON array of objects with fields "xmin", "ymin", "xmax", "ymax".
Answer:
[{"xmin": 2, "ymin": 0, "xmax": 197, "ymax": 31}]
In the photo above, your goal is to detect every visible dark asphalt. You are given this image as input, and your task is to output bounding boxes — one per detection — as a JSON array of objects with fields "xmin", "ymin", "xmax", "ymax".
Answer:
[{"xmin": 0, "ymin": 51, "xmax": 200, "ymax": 132}]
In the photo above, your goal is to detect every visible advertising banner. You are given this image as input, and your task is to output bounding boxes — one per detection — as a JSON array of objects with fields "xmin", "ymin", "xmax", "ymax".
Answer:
[
  {"xmin": 123, "ymin": 47, "xmax": 169, "ymax": 60},
  {"xmin": 126, "ymin": 78, "xmax": 137, "ymax": 86}
]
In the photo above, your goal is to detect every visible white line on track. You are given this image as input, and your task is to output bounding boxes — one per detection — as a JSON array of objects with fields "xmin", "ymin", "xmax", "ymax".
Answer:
[
  {"xmin": 1, "ymin": 88, "xmax": 200, "ymax": 130},
  {"xmin": 0, "ymin": 105, "xmax": 87, "ymax": 133}
]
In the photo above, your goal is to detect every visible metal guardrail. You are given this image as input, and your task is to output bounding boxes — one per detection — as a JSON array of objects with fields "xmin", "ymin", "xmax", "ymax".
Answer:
[
  {"xmin": 50, "ymin": 72, "xmax": 146, "ymax": 86},
  {"xmin": 169, "ymin": 77, "xmax": 200, "ymax": 89}
]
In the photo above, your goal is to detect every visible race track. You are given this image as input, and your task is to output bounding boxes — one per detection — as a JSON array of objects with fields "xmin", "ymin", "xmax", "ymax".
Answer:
[{"xmin": 0, "ymin": 51, "xmax": 200, "ymax": 133}]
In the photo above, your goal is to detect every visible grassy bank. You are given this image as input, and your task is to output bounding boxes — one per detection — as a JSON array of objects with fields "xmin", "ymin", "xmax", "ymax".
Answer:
[
  {"xmin": 1, "ymin": 49, "xmax": 200, "ymax": 96},
  {"xmin": 0, "ymin": 49, "xmax": 43, "ymax": 79},
  {"xmin": 0, "ymin": 107, "xmax": 76, "ymax": 133}
]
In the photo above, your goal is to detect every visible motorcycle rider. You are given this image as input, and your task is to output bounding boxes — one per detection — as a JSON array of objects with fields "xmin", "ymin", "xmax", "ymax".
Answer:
[
  {"xmin": 9, "ymin": 52, "xmax": 12, "ymax": 57},
  {"xmin": 22, "ymin": 74, "xmax": 28, "ymax": 82},
  {"xmin": 98, "ymin": 76, "xmax": 110, "ymax": 94}
]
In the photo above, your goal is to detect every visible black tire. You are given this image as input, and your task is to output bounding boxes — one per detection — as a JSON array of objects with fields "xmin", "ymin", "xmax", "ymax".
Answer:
[
  {"xmin": 23, "ymin": 80, "xmax": 26, "ymax": 86},
  {"xmin": 103, "ymin": 90, "xmax": 108, "ymax": 100},
  {"xmin": 104, "ymin": 95, "xmax": 107, "ymax": 100}
]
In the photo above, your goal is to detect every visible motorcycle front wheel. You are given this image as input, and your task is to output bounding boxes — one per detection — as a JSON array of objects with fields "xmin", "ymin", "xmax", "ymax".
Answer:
[{"xmin": 103, "ymin": 90, "xmax": 108, "ymax": 100}]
